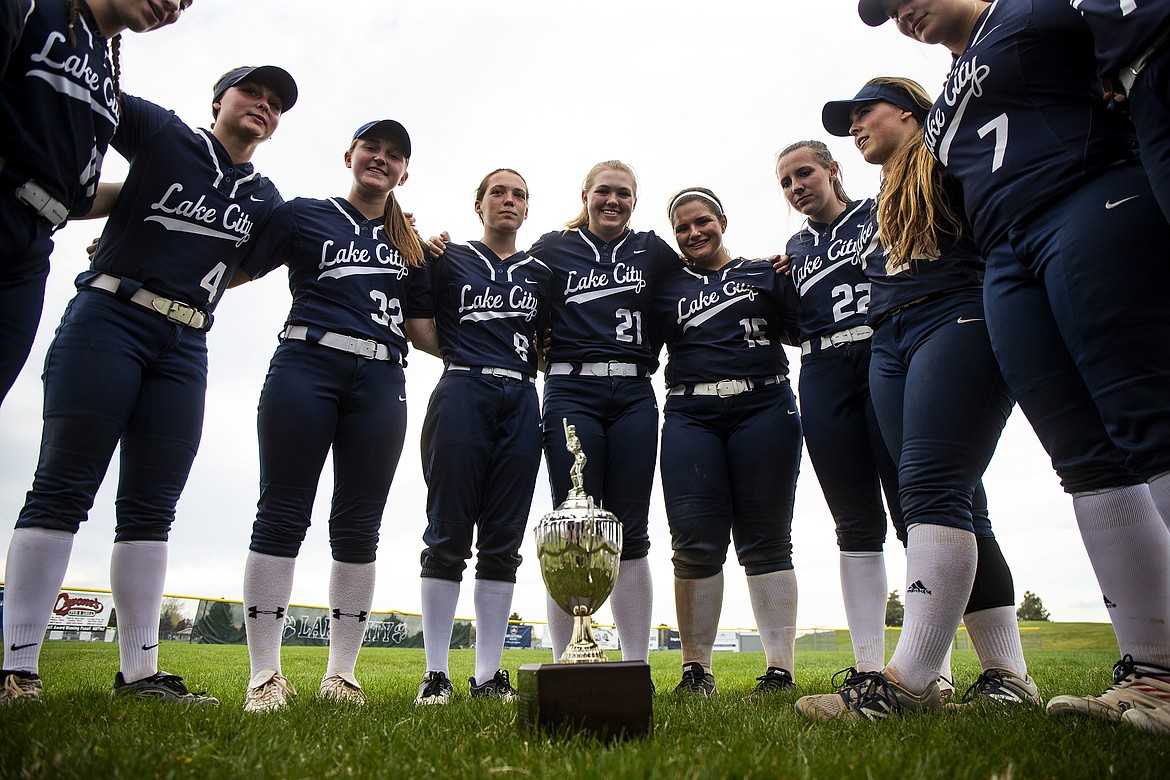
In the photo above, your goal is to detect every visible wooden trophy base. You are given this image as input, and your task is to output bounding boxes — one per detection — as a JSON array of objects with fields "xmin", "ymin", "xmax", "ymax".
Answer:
[{"xmin": 517, "ymin": 661, "xmax": 652, "ymax": 741}]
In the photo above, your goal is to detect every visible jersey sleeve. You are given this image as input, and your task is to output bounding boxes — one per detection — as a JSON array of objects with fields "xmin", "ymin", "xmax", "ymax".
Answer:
[
  {"xmin": 405, "ymin": 261, "xmax": 435, "ymax": 319},
  {"xmin": 238, "ymin": 202, "xmax": 297, "ymax": 281},
  {"xmin": 776, "ymin": 275, "xmax": 802, "ymax": 346},
  {"xmin": 111, "ymin": 94, "xmax": 177, "ymax": 162},
  {"xmin": 0, "ymin": 0, "xmax": 33, "ymax": 79},
  {"xmin": 650, "ymin": 231, "xmax": 684, "ymax": 277}
]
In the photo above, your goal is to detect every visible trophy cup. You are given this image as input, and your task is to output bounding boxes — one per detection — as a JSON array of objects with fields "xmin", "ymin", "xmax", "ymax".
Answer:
[{"xmin": 517, "ymin": 420, "xmax": 653, "ymax": 740}]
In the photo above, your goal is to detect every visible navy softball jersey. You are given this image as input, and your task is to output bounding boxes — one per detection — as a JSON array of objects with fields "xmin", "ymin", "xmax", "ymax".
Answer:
[
  {"xmin": 17, "ymin": 93, "xmax": 282, "ymax": 540},
  {"xmin": 786, "ymin": 200, "xmax": 904, "ymax": 549},
  {"xmin": 246, "ymin": 196, "xmax": 432, "ymax": 563},
  {"xmin": 419, "ymin": 241, "xmax": 553, "ymax": 582},
  {"xmin": 653, "ymin": 259, "xmax": 802, "ymax": 578},
  {"xmin": 530, "ymin": 226, "xmax": 681, "ymax": 561},
  {"xmin": 1, "ymin": 0, "xmax": 120, "ymax": 402},
  {"xmin": 930, "ymin": 0, "xmax": 1170, "ymax": 490},
  {"xmin": 1073, "ymin": 0, "xmax": 1170, "ymax": 75},
  {"xmin": 923, "ymin": 0, "xmax": 1135, "ymax": 252}
]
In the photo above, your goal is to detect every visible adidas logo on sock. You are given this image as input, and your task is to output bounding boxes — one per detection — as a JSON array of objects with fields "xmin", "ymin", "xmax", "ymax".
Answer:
[
  {"xmin": 1103, "ymin": 594, "xmax": 1118, "ymax": 609},
  {"xmin": 907, "ymin": 580, "xmax": 932, "ymax": 595}
]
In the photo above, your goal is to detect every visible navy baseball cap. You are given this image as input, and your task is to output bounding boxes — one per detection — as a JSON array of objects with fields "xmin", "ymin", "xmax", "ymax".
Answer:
[
  {"xmin": 822, "ymin": 83, "xmax": 928, "ymax": 137},
  {"xmin": 859, "ymin": 0, "xmax": 892, "ymax": 27},
  {"xmin": 353, "ymin": 119, "xmax": 411, "ymax": 158},
  {"xmin": 212, "ymin": 65, "xmax": 298, "ymax": 112}
]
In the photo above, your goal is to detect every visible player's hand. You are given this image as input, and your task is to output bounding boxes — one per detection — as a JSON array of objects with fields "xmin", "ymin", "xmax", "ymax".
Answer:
[
  {"xmin": 86, "ymin": 236, "xmax": 100, "ymax": 259},
  {"xmin": 771, "ymin": 253, "xmax": 792, "ymax": 275},
  {"xmin": 424, "ymin": 232, "xmax": 450, "ymax": 257}
]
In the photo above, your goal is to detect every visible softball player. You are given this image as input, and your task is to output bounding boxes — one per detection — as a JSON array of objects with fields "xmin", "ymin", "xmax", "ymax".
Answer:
[
  {"xmin": 653, "ymin": 187, "xmax": 802, "ymax": 696},
  {"xmin": 860, "ymin": 0, "xmax": 1170, "ymax": 728},
  {"xmin": 1073, "ymin": 0, "xmax": 1170, "ymax": 222},
  {"xmin": 239, "ymin": 120, "xmax": 431, "ymax": 712},
  {"xmin": 413, "ymin": 169, "xmax": 552, "ymax": 706},
  {"xmin": 0, "ymin": 0, "xmax": 191, "ymax": 408},
  {"xmin": 795, "ymin": 76, "xmax": 1036, "ymax": 721},
  {"xmin": 0, "ymin": 64, "xmax": 295, "ymax": 704},
  {"xmin": 528, "ymin": 160, "xmax": 681, "ymax": 664},
  {"xmin": 775, "ymin": 142, "xmax": 902, "ymax": 676}
]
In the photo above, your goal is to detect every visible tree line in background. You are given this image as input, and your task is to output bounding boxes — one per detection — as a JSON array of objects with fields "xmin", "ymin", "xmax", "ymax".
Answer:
[{"xmin": 884, "ymin": 589, "xmax": 1051, "ymax": 627}]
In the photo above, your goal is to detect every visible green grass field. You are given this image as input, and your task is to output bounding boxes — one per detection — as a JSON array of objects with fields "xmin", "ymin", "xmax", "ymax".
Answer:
[{"xmin": 2, "ymin": 624, "xmax": 1168, "ymax": 779}]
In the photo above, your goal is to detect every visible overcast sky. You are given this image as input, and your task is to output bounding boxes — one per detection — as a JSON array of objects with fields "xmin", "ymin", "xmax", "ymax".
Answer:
[{"xmin": 0, "ymin": 1, "xmax": 1104, "ymax": 637}]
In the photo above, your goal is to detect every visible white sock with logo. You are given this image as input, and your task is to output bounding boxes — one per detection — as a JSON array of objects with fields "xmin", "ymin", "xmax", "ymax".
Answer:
[
  {"xmin": 421, "ymin": 577, "xmax": 461, "ymax": 676},
  {"xmin": 111, "ymin": 540, "xmax": 167, "ymax": 684},
  {"xmin": 473, "ymin": 579, "xmax": 515, "ymax": 685},
  {"xmin": 611, "ymin": 557, "xmax": 653, "ymax": 662},
  {"xmin": 243, "ymin": 551, "xmax": 295, "ymax": 680},
  {"xmin": 545, "ymin": 589, "xmax": 574, "ymax": 662},
  {"xmin": 2, "ymin": 527, "xmax": 74, "ymax": 674},
  {"xmin": 840, "ymin": 551, "xmax": 887, "ymax": 672},
  {"xmin": 1073, "ymin": 484, "xmax": 1170, "ymax": 665},
  {"xmin": 675, "ymin": 572, "xmax": 723, "ymax": 673},
  {"xmin": 326, "ymin": 560, "xmax": 375, "ymax": 679},
  {"xmin": 963, "ymin": 605, "xmax": 1027, "ymax": 678},
  {"xmin": 886, "ymin": 524, "xmax": 977, "ymax": 695},
  {"xmin": 747, "ymin": 569, "xmax": 798, "ymax": 673}
]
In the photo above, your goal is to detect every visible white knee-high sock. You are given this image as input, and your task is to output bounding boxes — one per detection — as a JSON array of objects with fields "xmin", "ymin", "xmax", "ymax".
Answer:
[
  {"xmin": 2, "ymin": 528, "xmax": 74, "ymax": 674},
  {"xmin": 610, "ymin": 557, "xmax": 653, "ymax": 662},
  {"xmin": 473, "ymin": 579, "xmax": 515, "ymax": 685},
  {"xmin": 1148, "ymin": 472, "xmax": 1170, "ymax": 533},
  {"xmin": 1074, "ymin": 484, "xmax": 1170, "ymax": 665},
  {"xmin": 963, "ymin": 605, "xmax": 1027, "ymax": 678},
  {"xmin": 840, "ymin": 551, "xmax": 887, "ymax": 672},
  {"xmin": 111, "ymin": 540, "xmax": 168, "ymax": 683},
  {"xmin": 544, "ymin": 590, "xmax": 573, "ymax": 662},
  {"xmin": 746, "ymin": 569, "xmax": 798, "ymax": 673},
  {"xmin": 421, "ymin": 577, "xmax": 460, "ymax": 675},
  {"xmin": 675, "ymin": 572, "xmax": 723, "ymax": 673},
  {"xmin": 886, "ymin": 524, "xmax": 977, "ymax": 695},
  {"xmin": 939, "ymin": 642, "xmax": 954, "ymax": 685},
  {"xmin": 327, "ymin": 560, "xmax": 375, "ymax": 679},
  {"xmin": 243, "ymin": 551, "xmax": 296, "ymax": 680}
]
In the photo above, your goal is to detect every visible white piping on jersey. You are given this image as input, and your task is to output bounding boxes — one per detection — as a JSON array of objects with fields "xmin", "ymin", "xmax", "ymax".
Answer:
[
  {"xmin": 831, "ymin": 201, "xmax": 870, "ymax": 241},
  {"xmin": 463, "ymin": 242, "xmax": 545, "ymax": 283},
  {"xmin": 329, "ymin": 197, "xmax": 362, "ymax": 234},
  {"xmin": 227, "ymin": 171, "xmax": 259, "ymax": 199},
  {"xmin": 576, "ymin": 228, "xmax": 631, "ymax": 263},
  {"xmin": 937, "ymin": 0, "xmax": 1000, "ymax": 166},
  {"xmin": 196, "ymin": 129, "xmax": 224, "ymax": 189}
]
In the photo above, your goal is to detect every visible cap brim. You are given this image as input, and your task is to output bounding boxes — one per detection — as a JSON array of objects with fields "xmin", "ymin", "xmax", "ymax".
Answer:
[
  {"xmin": 244, "ymin": 65, "xmax": 298, "ymax": 112},
  {"xmin": 355, "ymin": 119, "xmax": 411, "ymax": 158},
  {"xmin": 858, "ymin": 0, "xmax": 890, "ymax": 26},
  {"xmin": 822, "ymin": 99, "xmax": 865, "ymax": 137}
]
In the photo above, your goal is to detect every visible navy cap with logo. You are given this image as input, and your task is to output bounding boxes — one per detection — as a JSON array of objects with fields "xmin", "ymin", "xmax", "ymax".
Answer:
[
  {"xmin": 353, "ymin": 120, "xmax": 411, "ymax": 158},
  {"xmin": 858, "ymin": 0, "xmax": 892, "ymax": 27},
  {"xmin": 821, "ymin": 83, "xmax": 928, "ymax": 137},
  {"xmin": 212, "ymin": 65, "xmax": 298, "ymax": 113}
]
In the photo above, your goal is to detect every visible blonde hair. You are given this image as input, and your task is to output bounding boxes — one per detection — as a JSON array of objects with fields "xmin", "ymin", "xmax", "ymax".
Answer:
[
  {"xmin": 566, "ymin": 160, "xmax": 638, "ymax": 231},
  {"xmin": 776, "ymin": 140, "xmax": 851, "ymax": 205},
  {"xmin": 866, "ymin": 76, "xmax": 964, "ymax": 273},
  {"xmin": 382, "ymin": 191, "xmax": 424, "ymax": 268}
]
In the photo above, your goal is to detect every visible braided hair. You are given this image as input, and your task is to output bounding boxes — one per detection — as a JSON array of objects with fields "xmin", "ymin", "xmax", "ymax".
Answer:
[{"xmin": 67, "ymin": 0, "xmax": 122, "ymax": 99}]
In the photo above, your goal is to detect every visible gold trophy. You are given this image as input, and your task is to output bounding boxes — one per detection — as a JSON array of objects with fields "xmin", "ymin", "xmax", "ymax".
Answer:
[
  {"xmin": 517, "ymin": 419, "xmax": 653, "ymax": 740},
  {"xmin": 534, "ymin": 420, "xmax": 622, "ymax": 663}
]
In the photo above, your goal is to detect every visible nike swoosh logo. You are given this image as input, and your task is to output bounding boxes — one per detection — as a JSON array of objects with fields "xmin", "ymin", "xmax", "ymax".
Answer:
[
  {"xmin": 398, "ymin": 395, "xmax": 407, "ymax": 402},
  {"xmin": 787, "ymin": 409, "xmax": 797, "ymax": 415},
  {"xmin": 10, "ymin": 642, "xmax": 37, "ymax": 651},
  {"xmin": 142, "ymin": 643, "xmax": 159, "ymax": 651},
  {"xmin": 632, "ymin": 249, "xmax": 647, "ymax": 254},
  {"xmin": 957, "ymin": 317, "xmax": 984, "ymax": 324},
  {"xmin": 249, "ymin": 195, "xmax": 266, "ymax": 202},
  {"xmin": 1105, "ymin": 196, "xmax": 1140, "ymax": 209},
  {"xmin": 524, "ymin": 278, "xmax": 536, "ymax": 284}
]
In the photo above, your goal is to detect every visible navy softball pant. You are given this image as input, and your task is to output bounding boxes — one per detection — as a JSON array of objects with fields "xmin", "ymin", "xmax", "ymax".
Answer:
[
  {"xmin": 983, "ymin": 162, "xmax": 1170, "ymax": 491},
  {"xmin": 660, "ymin": 382, "xmax": 802, "ymax": 580},
  {"xmin": 541, "ymin": 374, "xmax": 657, "ymax": 561},
  {"xmin": 16, "ymin": 290, "xmax": 207, "ymax": 541},
  {"xmin": 869, "ymin": 290, "xmax": 1013, "ymax": 534},
  {"xmin": 419, "ymin": 371, "xmax": 542, "ymax": 583},
  {"xmin": 0, "ymin": 189, "xmax": 53, "ymax": 406},
  {"xmin": 250, "ymin": 339, "xmax": 407, "ymax": 564},
  {"xmin": 1131, "ymin": 44, "xmax": 1170, "ymax": 224},
  {"xmin": 798, "ymin": 338, "xmax": 904, "ymax": 550}
]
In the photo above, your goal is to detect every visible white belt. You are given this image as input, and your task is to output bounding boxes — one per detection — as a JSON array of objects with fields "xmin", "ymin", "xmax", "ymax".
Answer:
[
  {"xmin": 283, "ymin": 325, "xmax": 389, "ymax": 361},
  {"xmin": 547, "ymin": 361, "xmax": 642, "ymax": 377},
  {"xmin": 1120, "ymin": 24, "xmax": 1170, "ymax": 92},
  {"xmin": 2, "ymin": 155, "xmax": 69, "ymax": 227},
  {"xmin": 446, "ymin": 364, "xmax": 534, "ymax": 384},
  {"xmin": 86, "ymin": 273, "xmax": 209, "ymax": 330},
  {"xmin": 668, "ymin": 375, "xmax": 783, "ymax": 397},
  {"xmin": 801, "ymin": 325, "xmax": 873, "ymax": 356}
]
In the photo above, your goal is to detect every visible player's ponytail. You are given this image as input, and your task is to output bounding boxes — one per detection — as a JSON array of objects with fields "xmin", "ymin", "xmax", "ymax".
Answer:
[
  {"xmin": 869, "ymin": 77, "xmax": 964, "ymax": 274},
  {"xmin": 383, "ymin": 192, "xmax": 425, "ymax": 268},
  {"xmin": 566, "ymin": 160, "xmax": 638, "ymax": 232}
]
